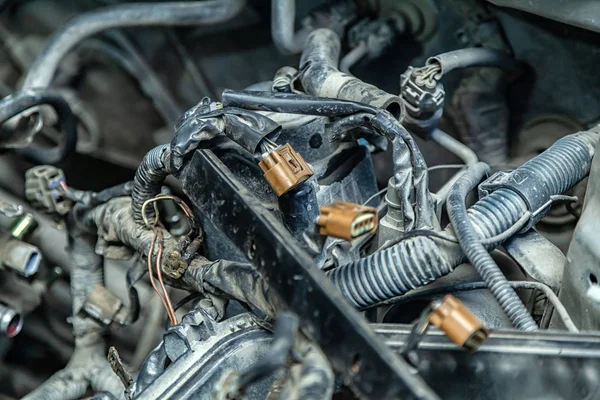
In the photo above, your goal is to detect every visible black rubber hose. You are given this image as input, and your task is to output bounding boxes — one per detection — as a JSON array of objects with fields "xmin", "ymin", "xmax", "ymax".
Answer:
[
  {"xmin": 21, "ymin": 0, "xmax": 246, "ymax": 90},
  {"xmin": 447, "ymin": 162, "xmax": 538, "ymax": 331},
  {"xmin": 329, "ymin": 129, "xmax": 600, "ymax": 309},
  {"xmin": 221, "ymin": 89, "xmax": 378, "ymax": 116},
  {"xmin": 0, "ymin": 89, "xmax": 77, "ymax": 164},
  {"xmin": 131, "ymin": 144, "xmax": 172, "ymax": 225},
  {"xmin": 79, "ymin": 37, "xmax": 181, "ymax": 125},
  {"xmin": 103, "ymin": 31, "xmax": 183, "ymax": 124},
  {"xmin": 329, "ymin": 113, "xmax": 374, "ymax": 141},
  {"xmin": 238, "ymin": 312, "xmax": 299, "ymax": 388},
  {"xmin": 426, "ymin": 47, "xmax": 522, "ymax": 78},
  {"xmin": 298, "ymin": 28, "xmax": 403, "ymax": 118}
]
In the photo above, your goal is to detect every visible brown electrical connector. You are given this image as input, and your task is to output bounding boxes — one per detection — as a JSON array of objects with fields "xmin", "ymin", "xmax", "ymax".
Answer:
[
  {"xmin": 259, "ymin": 143, "xmax": 313, "ymax": 196},
  {"xmin": 429, "ymin": 295, "xmax": 489, "ymax": 351},
  {"xmin": 317, "ymin": 201, "xmax": 378, "ymax": 241}
]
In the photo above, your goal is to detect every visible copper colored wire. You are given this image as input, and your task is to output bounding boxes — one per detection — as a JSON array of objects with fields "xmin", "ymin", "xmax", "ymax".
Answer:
[
  {"xmin": 141, "ymin": 194, "xmax": 194, "ymax": 229},
  {"xmin": 147, "ymin": 230, "xmax": 172, "ymax": 324},
  {"xmin": 142, "ymin": 194, "xmax": 194, "ymax": 326},
  {"xmin": 155, "ymin": 229, "xmax": 177, "ymax": 325}
]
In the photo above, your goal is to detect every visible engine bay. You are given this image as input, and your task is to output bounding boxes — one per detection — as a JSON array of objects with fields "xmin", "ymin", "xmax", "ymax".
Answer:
[{"xmin": 0, "ymin": 0, "xmax": 599, "ymax": 399}]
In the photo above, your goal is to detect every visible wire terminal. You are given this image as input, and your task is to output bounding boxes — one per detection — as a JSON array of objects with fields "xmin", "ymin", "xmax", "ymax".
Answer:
[
  {"xmin": 317, "ymin": 201, "xmax": 378, "ymax": 241},
  {"xmin": 259, "ymin": 143, "xmax": 313, "ymax": 196}
]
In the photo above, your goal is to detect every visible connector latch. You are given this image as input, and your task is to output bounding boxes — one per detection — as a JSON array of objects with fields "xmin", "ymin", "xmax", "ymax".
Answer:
[
  {"xmin": 317, "ymin": 201, "xmax": 378, "ymax": 241},
  {"xmin": 25, "ymin": 166, "xmax": 71, "ymax": 215},
  {"xmin": 259, "ymin": 144, "xmax": 313, "ymax": 196}
]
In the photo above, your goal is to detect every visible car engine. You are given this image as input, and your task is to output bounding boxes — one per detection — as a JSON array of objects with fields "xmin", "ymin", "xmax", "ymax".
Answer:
[{"xmin": 1, "ymin": 0, "xmax": 600, "ymax": 399}]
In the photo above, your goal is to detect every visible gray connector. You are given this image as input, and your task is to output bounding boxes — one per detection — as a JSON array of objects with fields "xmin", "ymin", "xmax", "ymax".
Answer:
[{"xmin": 25, "ymin": 165, "xmax": 72, "ymax": 215}]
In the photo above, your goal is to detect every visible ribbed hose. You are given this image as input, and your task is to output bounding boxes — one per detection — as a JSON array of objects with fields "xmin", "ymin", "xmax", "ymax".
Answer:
[
  {"xmin": 131, "ymin": 144, "xmax": 171, "ymax": 224},
  {"xmin": 329, "ymin": 130, "xmax": 600, "ymax": 309},
  {"xmin": 328, "ymin": 236, "xmax": 453, "ymax": 308},
  {"xmin": 448, "ymin": 162, "xmax": 538, "ymax": 331}
]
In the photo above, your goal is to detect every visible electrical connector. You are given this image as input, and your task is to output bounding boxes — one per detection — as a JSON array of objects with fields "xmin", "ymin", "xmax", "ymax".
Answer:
[
  {"xmin": 400, "ymin": 66, "xmax": 445, "ymax": 137},
  {"xmin": 400, "ymin": 66, "xmax": 445, "ymax": 116},
  {"xmin": 317, "ymin": 201, "xmax": 378, "ymax": 241},
  {"xmin": 25, "ymin": 166, "xmax": 71, "ymax": 215},
  {"xmin": 429, "ymin": 295, "xmax": 488, "ymax": 351},
  {"xmin": 259, "ymin": 143, "xmax": 313, "ymax": 196}
]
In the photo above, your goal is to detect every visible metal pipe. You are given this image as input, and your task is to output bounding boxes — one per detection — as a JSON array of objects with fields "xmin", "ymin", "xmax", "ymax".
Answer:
[
  {"xmin": 430, "ymin": 128, "xmax": 478, "ymax": 206},
  {"xmin": 271, "ymin": 0, "xmax": 311, "ymax": 55},
  {"xmin": 430, "ymin": 129, "xmax": 478, "ymax": 166},
  {"xmin": 22, "ymin": 0, "xmax": 246, "ymax": 90},
  {"xmin": 339, "ymin": 41, "xmax": 368, "ymax": 74}
]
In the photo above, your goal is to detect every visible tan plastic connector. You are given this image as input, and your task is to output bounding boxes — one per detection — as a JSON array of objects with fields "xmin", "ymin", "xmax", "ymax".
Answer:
[
  {"xmin": 259, "ymin": 144, "xmax": 313, "ymax": 196},
  {"xmin": 317, "ymin": 201, "xmax": 378, "ymax": 241},
  {"xmin": 429, "ymin": 295, "xmax": 489, "ymax": 351}
]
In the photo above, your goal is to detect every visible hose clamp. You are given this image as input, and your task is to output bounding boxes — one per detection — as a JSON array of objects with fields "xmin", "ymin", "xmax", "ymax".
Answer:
[{"xmin": 478, "ymin": 170, "xmax": 541, "ymax": 231}]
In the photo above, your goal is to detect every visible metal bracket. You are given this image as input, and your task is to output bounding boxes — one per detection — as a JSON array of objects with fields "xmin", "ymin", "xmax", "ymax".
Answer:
[{"xmin": 177, "ymin": 149, "xmax": 439, "ymax": 400}]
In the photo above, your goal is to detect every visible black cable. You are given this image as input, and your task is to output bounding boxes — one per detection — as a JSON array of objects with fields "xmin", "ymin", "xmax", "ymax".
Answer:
[
  {"xmin": 164, "ymin": 292, "xmax": 204, "ymax": 330},
  {"xmin": 0, "ymin": 89, "xmax": 77, "ymax": 164},
  {"xmin": 237, "ymin": 312, "xmax": 299, "ymax": 389},
  {"xmin": 62, "ymin": 181, "xmax": 134, "ymax": 208},
  {"xmin": 104, "ymin": 30, "xmax": 183, "ymax": 124},
  {"xmin": 221, "ymin": 89, "xmax": 378, "ymax": 116},
  {"xmin": 173, "ymin": 292, "xmax": 203, "ymax": 312},
  {"xmin": 447, "ymin": 162, "xmax": 538, "ymax": 331}
]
